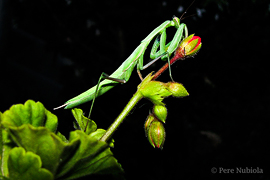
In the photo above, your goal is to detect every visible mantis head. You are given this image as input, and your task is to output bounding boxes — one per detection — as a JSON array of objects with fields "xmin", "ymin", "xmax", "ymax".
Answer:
[{"xmin": 172, "ymin": 16, "xmax": 180, "ymax": 28}]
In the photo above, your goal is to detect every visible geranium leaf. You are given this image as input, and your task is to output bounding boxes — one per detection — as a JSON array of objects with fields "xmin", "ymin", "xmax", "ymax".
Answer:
[
  {"xmin": 56, "ymin": 130, "xmax": 123, "ymax": 179},
  {"xmin": 71, "ymin": 108, "xmax": 97, "ymax": 135},
  {"xmin": 7, "ymin": 124, "xmax": 80, "ymax": 175},
  {"xmin": 1, "ymin": 100, "xmax": 57, "ymax": 132},
  {"xmin": 8, "ymin": 147, "xmax": 53, "ymax": 180}
]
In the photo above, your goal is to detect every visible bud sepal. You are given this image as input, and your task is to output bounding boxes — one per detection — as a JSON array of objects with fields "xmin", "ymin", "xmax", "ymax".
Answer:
[{"xmin": 144, "ymin": 113, "xmax": 155, "ymax": 135}]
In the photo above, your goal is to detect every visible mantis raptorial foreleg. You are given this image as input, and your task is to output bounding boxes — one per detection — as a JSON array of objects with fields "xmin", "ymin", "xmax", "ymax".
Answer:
[
  {"xmin": 149, "ymin": 35, "xmax": 175, "ymax": 81},
  {"xmin": 147, "ymin": 22, "xmax": 188, "ymax": 81}
]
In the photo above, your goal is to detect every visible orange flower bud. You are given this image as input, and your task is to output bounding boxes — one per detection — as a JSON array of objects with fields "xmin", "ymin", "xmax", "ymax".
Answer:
[{"xmin": 176, "ymin": 34, "xmax": 202, "ymax": 58}]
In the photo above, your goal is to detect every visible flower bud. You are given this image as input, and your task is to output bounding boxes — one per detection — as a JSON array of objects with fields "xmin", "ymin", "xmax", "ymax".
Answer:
[
  {"xmin": 146, "ymin": 120, "xmax": 166, "ymax": 149},
  {"xmin": 176, "ymin": 34, "xmax": 202, "ymax": 58},
  {"xmin": 153, "ymin": 105, "xmax": 167, "ymax": 123},
  {"xmin": 140, "ymin": 80, "xmax": 172, "ymax": 105},
  {"xmin": 166, "ymin": 82, "xmax": 189, "ymax": 97}
]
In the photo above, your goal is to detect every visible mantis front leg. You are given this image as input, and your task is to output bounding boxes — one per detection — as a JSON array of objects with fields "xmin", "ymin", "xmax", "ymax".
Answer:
[{"xmin": 139, "ymin": 22, "xmax": 188, "ymax": 81}]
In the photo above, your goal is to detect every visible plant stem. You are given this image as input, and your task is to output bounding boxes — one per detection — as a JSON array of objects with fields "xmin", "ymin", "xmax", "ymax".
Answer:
[
  {"xmin": 152, "ymin": 53, "xmax": 184, "ymax": 80},
  {"xmin": 100, "ymin": 90, "xmax": 143, "ymax": 142}
]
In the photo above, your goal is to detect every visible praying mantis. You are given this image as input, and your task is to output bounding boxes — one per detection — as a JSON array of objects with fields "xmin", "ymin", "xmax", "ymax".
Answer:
[{"xmin": 54, "ymin": 16, "xmax": 188, "ymax": 110}]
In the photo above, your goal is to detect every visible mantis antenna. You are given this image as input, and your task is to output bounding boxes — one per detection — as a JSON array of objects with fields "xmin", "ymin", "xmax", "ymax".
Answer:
[{"xmin": 179, "ymin": 0, "xmax": 196, "ymax": 20}]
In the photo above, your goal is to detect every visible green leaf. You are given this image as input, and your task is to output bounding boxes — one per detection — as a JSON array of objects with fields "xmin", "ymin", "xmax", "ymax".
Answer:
[
  {"xmin": 56, "ymin": 130, "xmax": 123, "ymax": 179},
  {"xmin": 57, "ymin": 131, "xmax": 69, "ymax": 143},
  {"xmin": 0, "ymin": 100, "xmax": 60, "ymax": 177},
  {"xmin": 8, "ymin": 147, "xmax": 53, "ymax": 180},
  {"xmin": 6, "ymin": 124, "xmax": 122, "ymax": 179},
  {"xmin": 71, "ymin": 108, "xmax": 97, "ymax": 135},
  {"xmin": 0, "ymin": 112, "xmax": 3, "ymax": 176},
  {"xmin": 1, "ymin": 100, "xmax": 58, "ymax": 132},
  {"xmin": 1, "ymin": 112, "xmax": 16, "ymax": 178},
  {"xmin": 2, "ymin": 101, "xmax": 123, "ymax": 180},
  {"xmin": 90, "ymin": 129, "xmax": 114, "ymax": 148},
  {"xmin": 7, "ymin": 124, "xmax": 80, "ymax": 175}
]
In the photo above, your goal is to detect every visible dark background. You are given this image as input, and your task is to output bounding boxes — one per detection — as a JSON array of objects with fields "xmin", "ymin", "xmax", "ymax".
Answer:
[{"xmin": 0, "ymin": 0, "xmax": 269, "ymax": 179}]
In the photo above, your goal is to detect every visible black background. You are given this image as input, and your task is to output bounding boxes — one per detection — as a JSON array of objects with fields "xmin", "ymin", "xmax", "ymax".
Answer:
[{"xmin": 0, "ymin": 0, "xmax": 269, "ymax": 179}]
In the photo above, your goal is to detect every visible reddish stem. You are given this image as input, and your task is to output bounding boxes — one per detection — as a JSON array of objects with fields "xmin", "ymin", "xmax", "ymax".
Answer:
[{"xmin": 152, "ymin": 53, "xmax": 184, "ymax": 80}]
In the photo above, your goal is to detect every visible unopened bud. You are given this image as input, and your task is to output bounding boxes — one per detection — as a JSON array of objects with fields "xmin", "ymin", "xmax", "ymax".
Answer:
[
  {"xmin": 166, "ymin": 82, "xmax": 189, "ymax": 97},
  {"xmin": 176, "ymin": 34, "xmax": 202, "ymax": 58},
  {"xmin": 153, "ymin": 105, "xmax": 167, "ymax": 123},
  {"xmin": 146, "ymin": 120, "xmax": 166, "ymax": 149}
]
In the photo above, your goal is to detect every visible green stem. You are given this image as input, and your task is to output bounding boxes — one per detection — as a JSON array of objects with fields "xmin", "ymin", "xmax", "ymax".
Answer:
[{"xmin": 100, "ymin": 90, "xmax": 143, "ymax": 142}]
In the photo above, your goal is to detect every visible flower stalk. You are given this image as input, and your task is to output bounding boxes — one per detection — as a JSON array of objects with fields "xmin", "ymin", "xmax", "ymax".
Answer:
[
  {"xmin": 99, "ymin": 73, "xmax": 153, "ymax": 142},
  {"xmin": 99, "ymin": 88, "xmax": 143, "ymax": 142}
]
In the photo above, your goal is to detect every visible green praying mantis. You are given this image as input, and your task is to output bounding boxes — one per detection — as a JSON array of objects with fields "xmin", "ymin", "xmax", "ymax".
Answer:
[{"xmin": 54, "ymin": 16, "xmax": 189, "ymax": 110}]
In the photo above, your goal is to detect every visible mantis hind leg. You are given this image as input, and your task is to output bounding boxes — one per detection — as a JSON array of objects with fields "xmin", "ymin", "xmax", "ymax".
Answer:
[{"xmin": 85, "ymin": 72, "xmax": 126, "ymax": 132}]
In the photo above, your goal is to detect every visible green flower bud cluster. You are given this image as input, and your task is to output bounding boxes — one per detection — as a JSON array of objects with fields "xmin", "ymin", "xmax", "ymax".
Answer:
[
  {"xmin": 138, "ymin": 73, "xmax": 189, "ymax": 106},
  {"xmin": 139, "ymin": 73, "xmax": 189, "ymax": 149}
]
